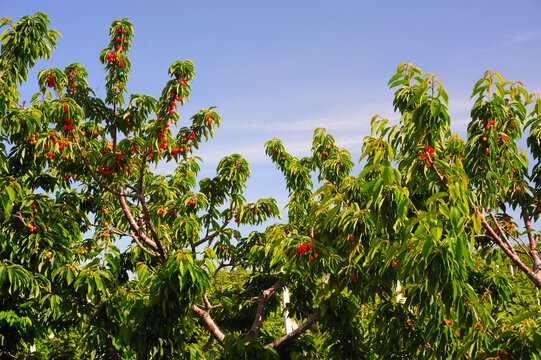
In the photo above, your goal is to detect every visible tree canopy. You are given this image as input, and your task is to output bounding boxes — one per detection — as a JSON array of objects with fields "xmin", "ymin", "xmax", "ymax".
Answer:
[{"xmin": 0, "ymin": 13, "xmax": 540, "ymax": 359}]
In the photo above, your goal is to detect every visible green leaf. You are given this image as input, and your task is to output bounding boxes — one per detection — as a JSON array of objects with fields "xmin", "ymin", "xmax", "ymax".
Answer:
[{"xmin": 508, "ymin": 310, "xmax": 538, "ymax": 327}]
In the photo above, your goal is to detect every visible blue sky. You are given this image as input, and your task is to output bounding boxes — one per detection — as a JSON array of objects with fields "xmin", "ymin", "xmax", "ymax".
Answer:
[{"xmin": 3, "ymin": 0, "xmax": 541, "ymax": 215}]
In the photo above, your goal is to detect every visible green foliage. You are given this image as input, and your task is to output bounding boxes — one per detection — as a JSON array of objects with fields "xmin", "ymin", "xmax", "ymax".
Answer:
[{"xmin": 1, "ymin": 13, "xmax": 541, "ymax": 360}]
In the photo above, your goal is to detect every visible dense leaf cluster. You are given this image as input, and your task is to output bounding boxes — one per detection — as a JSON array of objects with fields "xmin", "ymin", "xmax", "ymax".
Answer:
[{"xmin": 0, "ymin": 13, "xmax": 540, "ymax": 360}]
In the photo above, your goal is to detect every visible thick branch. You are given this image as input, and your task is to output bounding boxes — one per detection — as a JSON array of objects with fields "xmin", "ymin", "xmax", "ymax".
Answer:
[
  {"xmin": 473, "ymin": 203, "xmax": 541, "ymax": 289},
  {"xmin": 110, "ymin": 227, "xmax": 159, "ymax": 258},
  {"xmin": 489, "ymin": 211, "xmax": 516, "ymax": 256},
  {"xmin": 100, "ymin": 319, "xmax": 119, "ymax": 360},
  {"xmin": 118, "ymin": 195, "xmax": 159, "ymax": 253},
  {"xmin": 192, "ymin": 304, "xmax": 226, "ymax": 345},
  {"xmin": 264, "ymin": 308, "xmax": 321, "ymax": 349},
  {"xmin": 522, "ymin": 206, "xmax": 541, "ymax": 273},
  {"xmin": 244, "ymin": 280, "xmax": 284, "ymax": 340},
  {"xmin": 138, "ymin": 195, "xmax": 168, "ymax": 261}
]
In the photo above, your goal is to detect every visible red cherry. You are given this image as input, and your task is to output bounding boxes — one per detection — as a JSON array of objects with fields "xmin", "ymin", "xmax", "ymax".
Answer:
[{"xmin": 392, "ymin": 261, "xmax": 398, "ymax": 267}]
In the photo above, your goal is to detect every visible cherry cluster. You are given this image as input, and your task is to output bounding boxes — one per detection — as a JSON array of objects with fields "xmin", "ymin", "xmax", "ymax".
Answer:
[
  {"xmin": 113, "ymin": 27, "xmax": 128, "ymax": 52},
  {"xmin": 51, "ymin": 133, "xmax": 70, "ymax": 151},
  {"xmin": 105, "ymin": 52, "xmax": 119, "ymax": 64},
  {"xmin": 29, "ymin": 134, "xmax": 36, "ymax": 146},
  {"xmin": 296, "ymin": 242, "xmax": 319, "ymax": 260},
  {"xmin": 187, "ymin": 199, "xmax": 197, "ymax": 206},
  {"xmin": 97, "ymin": 165, "xmax": 113, "ymax": 176},
  {"xmin": 67, "ymin": 73, "xmax": 79, "ymax": 93},
  {"xmin": 168, "ymin": 92, "xmax": 184, "ymax": 115},
  {"xmin": 46, "ymin": 74, "xmax": 56, "ymax": 88},
  {"xmin": 158, "ymin": 208, "xmax": 168, "ymax": 216},
  {"xmin": 419, "ymin": 145, "xmax": 435, "ymax": 166},
  {"xmin": 157, "ymin": 122, "xmax": 172, "ymax": 149}
]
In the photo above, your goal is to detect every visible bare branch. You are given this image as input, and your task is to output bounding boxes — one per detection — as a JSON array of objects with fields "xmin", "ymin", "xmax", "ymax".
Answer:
[
  {"xmin": 264, "ymin": 308, "xmax": 322, "ymax": 349},
  {"xmin": 195, "ymin": 206, "xmax": 234, "ymax": 247},
  {"xmin": 11, "ymin": 212, "xmax": 27, "ymax": 226},
  {"xmin": 192, "ymin": 304, "xmax": 226, "ymax": 345},
  {"xmin": 109, "ymin": 227, "xmax": 160, "ymax": 259},
  {"xmin": 244, "ymin": 280, "xmax": 284, "ymax": 340},
  {"xmin": 0, "ymin": 347, "xmax": 18, "ymax": 359},
  {"xmin": 522, "ymin": 205, "xmax": 541, "ymax": 273},
  {"xmin": 118, "ymin": 195, "xmax": 159, "ymax": 253},
  {"xmin": 488, "ymin": 210, "xmax": 516, "ymax": 256},
  {"xmin": 139, "ymin": 194, "xmax": 168, "ymax": 261},
  {"xmin": 472, "ymin": 203, "xmax": 541, "ymax": 289}
]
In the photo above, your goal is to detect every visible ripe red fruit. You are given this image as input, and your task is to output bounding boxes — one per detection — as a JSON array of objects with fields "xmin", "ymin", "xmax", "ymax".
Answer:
[
  {"xmin": 392, "ymin": 261, "xmax": 398, "ymax": 267},
  {"xmin": 444, "ymin": 319, "xmax": 452, "ymax": 325},
  {"xmin": 322, "ymin": 152, "xmax": 326, "ymax": 157}
]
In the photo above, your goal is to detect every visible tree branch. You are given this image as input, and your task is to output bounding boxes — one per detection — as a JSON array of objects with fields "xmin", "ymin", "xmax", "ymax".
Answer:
[
  {"xmin": 138, "ymin": 194, "xmax": 168, "ymax": 261},
  {"xmin": 118, "ymin": 195, "xmax": 159, "ymax": 254},
  {"xmin": 192, "ymin": 304, "xmax": 226, "ymax": 345},
  {"xmin": 522, "ymin": 205, "xmax": 541, "ymax": 273},
  {"xmin": 472, "ymin": 203, "xmax": 541, "ymax": 289},
  {"xmin": 194, "ymin": 205, "xmax": 234, "ymax": 247},
  {"xmin": 110, "ymin": 227, "xmax": 160, "ymax": 258},
  {"xmin": 72, "ymin": 136, "xmax": 138, "ymax": 198},
  {"xmin": 488, "ymin": 210, "xmax": 516, "ymax": 256},
  {"xmin": 264, "ymin": 308, "xmax": 321, "ymax": 349},
  {"xmin": 244, "ymin": 280, "xmax": 284, "ymax": 340},
  {"xmin": 0, "ymin": 347, "xmax": 18, "ymax": 359}
]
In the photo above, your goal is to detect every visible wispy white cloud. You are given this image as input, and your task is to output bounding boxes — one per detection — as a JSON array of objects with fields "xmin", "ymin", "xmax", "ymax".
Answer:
[{"xmin": 509, "ymin": 29, "xmax": 541, "ymax": 44}]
